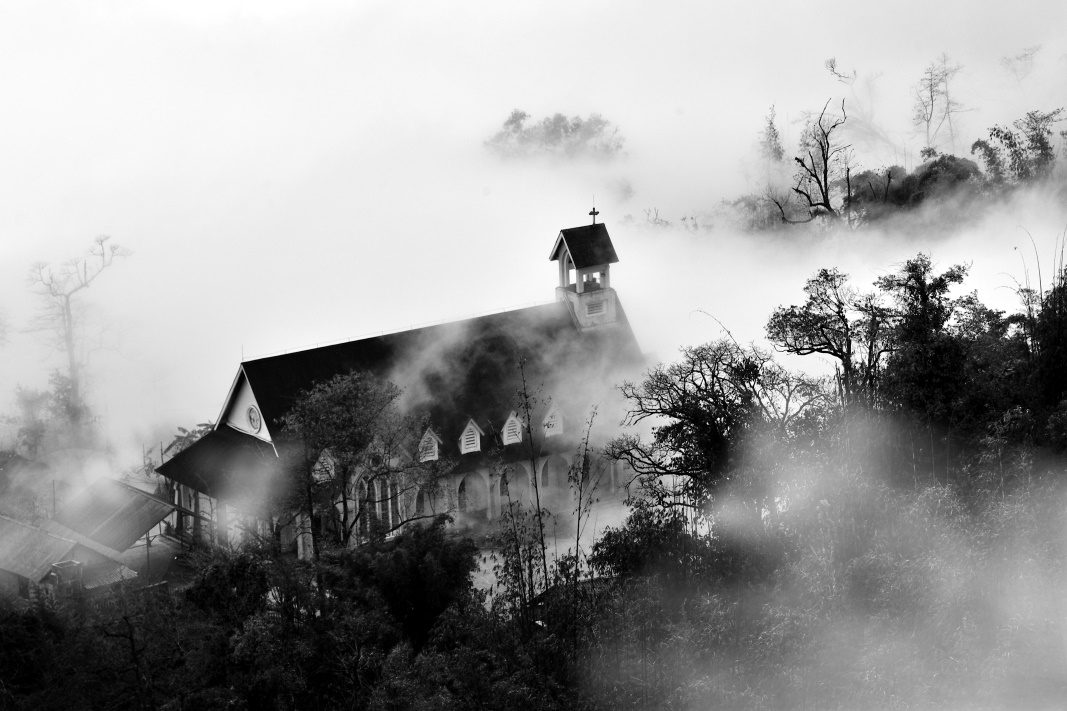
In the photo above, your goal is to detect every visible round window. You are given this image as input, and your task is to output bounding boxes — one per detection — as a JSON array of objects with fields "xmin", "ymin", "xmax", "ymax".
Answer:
[{"xmin": 247, "ymin": 406, "xmax": 262, "ymax": 433}]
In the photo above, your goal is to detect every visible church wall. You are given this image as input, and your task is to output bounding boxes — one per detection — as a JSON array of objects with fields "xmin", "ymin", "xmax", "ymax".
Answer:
[{"xmin": 163, "ymin": 443, "xmax": 634, "ymax": 562}]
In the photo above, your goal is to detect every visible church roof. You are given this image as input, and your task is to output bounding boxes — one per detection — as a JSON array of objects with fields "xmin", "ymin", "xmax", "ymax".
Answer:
[
  {"xmin": 550, "ymin": 223, "xmax": 619, "ymax": 268},
  {"xmin": 241, "ymin": 302, "xmax": 584, "ymax": 434},
  {"xmin": 158, "ymin": 298, "xmax": 642, "ymax": 504}
]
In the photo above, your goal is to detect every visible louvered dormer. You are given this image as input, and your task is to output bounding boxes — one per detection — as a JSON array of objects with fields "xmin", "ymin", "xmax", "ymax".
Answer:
[
  {"xmin": 459, "ymin": 419, "xmax": 485, "ymax": 454},
  {"xmin": 418, "ymin": 428, "xmax": 442, "ymax": 462},
  {"xmin": 502, "ymin": 411, "xmax": 523, "ymax": 445},
  {"xmin": 542, "ymin": 404, "xmax": 563, "ymax": 438}
]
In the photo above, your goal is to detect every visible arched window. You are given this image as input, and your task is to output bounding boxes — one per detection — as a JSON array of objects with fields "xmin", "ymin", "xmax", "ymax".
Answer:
[
  {"xmin": 375, "ymin": 480, "xmax": 389, "ymax": 530},
  {"xmin": 578, "ymin": 453, "xmax": 601, "ymax": 493},
  {"xmin": 499, "ymin": 465, "xmax": 529, "ymax": 509},
  {"xmin": 358, "ymin": 482, "xmax": 371, "ymax": 538},
  {"xmin": 457, "ymin": 473, "xmax": 488, "ymax": 517},
  {"xmin": 541, "ymin": 455, "xmax": 569, "ymax": 489},
  {"xmin": 389, "ymin": 480, "xmax": 401, "ymax": 529},
  {"xmin": 613, "ymin": 460, "xmax": 635, "ymax": 492}
]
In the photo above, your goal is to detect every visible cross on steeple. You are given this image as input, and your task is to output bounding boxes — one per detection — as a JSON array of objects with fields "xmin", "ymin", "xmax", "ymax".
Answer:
[{"xmin": 588, "ymin": 206, "xmax": 599, "ymax": 224}]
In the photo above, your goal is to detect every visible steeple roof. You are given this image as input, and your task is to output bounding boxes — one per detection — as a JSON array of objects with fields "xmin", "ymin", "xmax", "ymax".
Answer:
[{"xmin": 549, "ymin": 223, "xmax": 619, "ymax": 268}]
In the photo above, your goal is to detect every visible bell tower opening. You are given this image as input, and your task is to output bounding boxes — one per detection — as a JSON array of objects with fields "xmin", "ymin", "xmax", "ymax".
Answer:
[{"xmin": 549, "ymin": 217, "xmax": 621, "ymax": 331}]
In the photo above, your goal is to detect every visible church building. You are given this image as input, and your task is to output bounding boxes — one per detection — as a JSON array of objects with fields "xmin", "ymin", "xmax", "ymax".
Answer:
[{"xmin": 158, "ymin": 220, "xmax": 642, "ymax": 553}]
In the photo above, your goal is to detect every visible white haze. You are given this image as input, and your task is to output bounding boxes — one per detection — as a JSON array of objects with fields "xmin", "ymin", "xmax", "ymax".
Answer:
[{"xmin": 0, "ymin": 1, "xmax": 1065, "ymax": 469}]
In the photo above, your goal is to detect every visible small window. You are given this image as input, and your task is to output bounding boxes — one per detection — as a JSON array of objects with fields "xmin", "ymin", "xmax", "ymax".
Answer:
[
  {"xmin": 418, "ymin": 429, "xmax": 440, "ymax": 462},
  {"xmin": 542, "ymin": 405, "xmax": 562, "ymax": 438},
  {"xmin": 586, "ymin": 301, "xmax": 605, "ymax": 316},
  {"xmin": 502, "ymin": 412, "xmax": 523, "ymax": 445},
  {"xmin": 459, "ymin": 420, "xmax": 484, "ymax": 454}
]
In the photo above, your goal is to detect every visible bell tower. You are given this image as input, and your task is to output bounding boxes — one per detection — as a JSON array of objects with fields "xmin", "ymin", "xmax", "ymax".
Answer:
[{"xmin": 549, "ymin": 218, "xmax": 620, "ymax": 331}]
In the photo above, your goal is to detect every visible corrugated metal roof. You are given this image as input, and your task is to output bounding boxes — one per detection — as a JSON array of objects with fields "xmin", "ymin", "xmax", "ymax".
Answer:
[
  {"xmin": 0, "ymin": 512, "xmax": 137, "ymax": 587},
  {"xmin": 55, "ymin": 478, "xmax": 174, "ymax": 552},
  {"xmin": 83, "ymin": 562, "xmax": 138, "ymax": 590},
  {"xmin": 0, "ymin": 514, "xmax": 78, "ymax": 581}
]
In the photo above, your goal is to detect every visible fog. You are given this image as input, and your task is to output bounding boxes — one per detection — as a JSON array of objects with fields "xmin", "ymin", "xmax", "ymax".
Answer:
[{"xmin": 0, "ymin": 1, "xmax": 1065, "ymax": 468}]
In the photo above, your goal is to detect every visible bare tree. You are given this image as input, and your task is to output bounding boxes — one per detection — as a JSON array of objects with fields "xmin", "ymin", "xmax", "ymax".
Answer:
[
  {"xmin": 772, "ymin": 99, "xmax": 851, "ymax": 224},
  {"xmin": 825, "ymin": 58, "xmax": 898, "ymax": 157},
  {"xmin": 913, "ymin": 63, "xmax": 946, "ymax": 152},
  {"xmin": 28, "ymin": 235, "xmax": 128, "ymax": 424},
  {"xmin": 913, "ymin": 55, "xmax": 965, "ymax": 155},
  {"xmin": 937, "ymin": 54, "xmax": 965, "ymax": 152},
  {"xmin": 824, "ymin": 57, "xmax": 856, "ymax": 84},
  {"xmin": 517, "ymin": 358, "xmax": 551, "ymax": 589}
]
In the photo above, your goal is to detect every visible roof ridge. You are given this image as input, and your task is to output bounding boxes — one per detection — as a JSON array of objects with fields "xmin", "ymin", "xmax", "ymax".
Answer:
[
  {"xmin": 244, "ymin": 299, "xmax": 555, "ymax": 362},
  {"xmin": 0, "ymin": 512, "xmax": 77, "ymax": 544}
]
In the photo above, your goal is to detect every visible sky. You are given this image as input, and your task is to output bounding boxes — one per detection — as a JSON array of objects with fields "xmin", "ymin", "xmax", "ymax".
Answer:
[{"xmin": 0, "ymin": 1, "xmax": 1065, "ymax": 464}]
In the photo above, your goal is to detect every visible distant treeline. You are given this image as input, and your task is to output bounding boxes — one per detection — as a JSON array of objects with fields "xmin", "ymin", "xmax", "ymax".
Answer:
[{"xmin": 729, "ymin": 103, "xmax": 1066, "ymax": 231}]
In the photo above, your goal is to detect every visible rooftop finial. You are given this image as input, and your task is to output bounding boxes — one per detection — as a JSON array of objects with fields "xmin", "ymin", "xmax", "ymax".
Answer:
[{"xmin": 589, "ymin": 205, "xmax": 599, "ymax": 225}]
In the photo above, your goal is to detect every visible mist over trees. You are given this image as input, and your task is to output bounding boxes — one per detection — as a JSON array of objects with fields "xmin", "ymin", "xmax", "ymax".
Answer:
[
  {"xmin": 486, "ymin": 109, "xmax": 625, "ymax": 160},
  {"xmin": 678, "ymin": 52, "xmax": 1067, "ymax": 233},
  {"xmin": 27, "ymin": 236, "xmax": 128, "ymax": 430},
  {"xmin": 731, "ymin": 96, "xmax": 1063, "ymax": 231},
  {"xmin": 3, "ymin": 40, "xmax": 1067, "ymax": 710},
  {"xmin": 5, "ymin": 245, "xmax": 1067, "ymax": 708},
  {"xmin": 0, "ymin": 237, "xmax": 130, "ymax": 525}
]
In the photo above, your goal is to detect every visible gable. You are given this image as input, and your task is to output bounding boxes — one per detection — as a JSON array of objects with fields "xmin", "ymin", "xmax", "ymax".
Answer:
[{"xmin": 220, "ymin": 370, "xmax": 272, "ymax": 442}]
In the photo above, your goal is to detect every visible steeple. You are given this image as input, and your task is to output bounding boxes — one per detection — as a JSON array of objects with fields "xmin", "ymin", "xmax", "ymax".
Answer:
[{"xmin": 549, "ymin": 220, "xmax": 621, "ymax": 330}]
